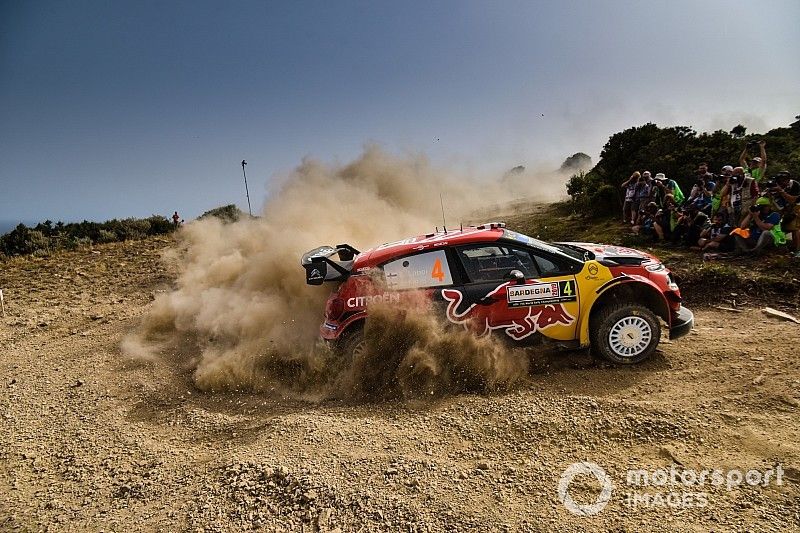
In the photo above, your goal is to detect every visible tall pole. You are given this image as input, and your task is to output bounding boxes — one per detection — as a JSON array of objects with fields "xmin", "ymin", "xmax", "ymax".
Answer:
[{"xmin": 241, "ymin": 159, "xmax": 253, "ymax": 217}]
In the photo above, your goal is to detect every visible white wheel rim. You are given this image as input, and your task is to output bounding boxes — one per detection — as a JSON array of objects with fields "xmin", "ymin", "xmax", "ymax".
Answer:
[{"xmin": 608, "ymin": 316, "xmax": 652, "ymax": 358}]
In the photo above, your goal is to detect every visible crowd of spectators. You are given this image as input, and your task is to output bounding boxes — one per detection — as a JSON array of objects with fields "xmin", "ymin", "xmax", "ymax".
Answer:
[{"xmin": 621, "ymin": 141, "xmax": 800, "ymax": 259}]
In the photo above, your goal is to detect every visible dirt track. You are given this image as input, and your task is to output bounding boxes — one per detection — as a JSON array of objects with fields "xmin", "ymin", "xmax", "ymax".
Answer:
[{"xmin": 1, "ymin": 237, "xmax": 799, "ymax": 531}]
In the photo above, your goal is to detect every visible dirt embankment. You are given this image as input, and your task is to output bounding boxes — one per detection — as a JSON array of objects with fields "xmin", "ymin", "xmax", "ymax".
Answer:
[{"xmin": 1, "ymin": 236, "xmax": 799, "ymax": 531}]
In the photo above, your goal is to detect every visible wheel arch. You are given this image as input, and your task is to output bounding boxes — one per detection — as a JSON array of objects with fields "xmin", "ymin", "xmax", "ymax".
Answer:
[
  {"xmin": 579, "ymin": 276, "xmax": 671, "ymax": 346},
  {"xmin": 337, "ymin": 315, "xmax": 365, "ymax": 342}
]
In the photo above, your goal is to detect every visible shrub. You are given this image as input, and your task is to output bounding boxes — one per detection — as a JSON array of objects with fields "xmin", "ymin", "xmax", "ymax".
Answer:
[
  {"xmin": 0, "ymin": 213, "xmax": 178, "ymax": 258},
  {"xmin": 97, "ymin": 229, "xmax": 118, "ymax": 243},
  {"xmin": 25, "ymin": 230, "xmax": 50, "ymax": 255},
  {"xmin": 199, "ymin": 204, "xmax": 243, "ymax": 223},
  {"xmin": 146, "ymin": 215, "xmax": 174, "ymax": 235}
]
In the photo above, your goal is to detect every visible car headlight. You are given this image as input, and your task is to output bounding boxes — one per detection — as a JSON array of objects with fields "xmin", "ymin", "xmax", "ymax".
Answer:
[{"xmin": 645, "ymin": 262, "xmax": 665, "ymax": 272}]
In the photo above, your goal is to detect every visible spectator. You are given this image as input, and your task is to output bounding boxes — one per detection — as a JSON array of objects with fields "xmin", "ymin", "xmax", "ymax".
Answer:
[
  {"xmin": 621, "ymin": 171, "xmax": 641, "ymax": 224},
  {"xmin": 698, "ymin": 212, "xmax": 733, "ymax": 252},
  {"xmin": 652, "ymin": 174, "xmax": 668, "ymax": 208},
  {"xmin": 711, "ymin": 166, "xmax": 733, "ymax": 216},
  {"xmin": 726, "ymin": 169, "xmax": 744, "ymax": 224},
  {"xmin": 635, "ymin": 172, "xmax": 654, "ymax": 223},
  {"xmin": 172, "ymin": 211, "xmax": 181, "ymax": 227},
  {"xmin": 658, "ymin": 173, "xmax": 684, "ymax": 205},
  {"xmin": 696, "ymin": 162, "xmax": 714, "ymax": 182},
  {"xmin": 731, "ymin": 197, "xmax": 781, "ymax": 255},
  {"xmin": 672, "ymin": 206, "xmax": 708, "ymax": 247},
  {"xmin": 661, "ymin": 194, "xmax": 680, "ymax": 239},
  {"xmin": 687, "ymin": 175, "xmax": 715, "ymax": 214},
  {"xmin": 768, "ymin": 170, "xmax": 800, "ymax": 255},
  {"xmin": 631, "ymin": 174, "xmax": 648, "ymax": 225},
  {"xmin": 634, "ymin": 202, "xmax": 663, "ymax": 240},
  {"xmin": 739, "ymin": 140, "xmax": 767, "ymax": 184}
]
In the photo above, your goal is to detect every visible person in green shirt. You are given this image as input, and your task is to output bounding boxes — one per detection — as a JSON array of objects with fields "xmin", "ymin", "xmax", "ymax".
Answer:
[{"xmin": 739, "ymin": 140, "xmax": 767, "ymax": 184}]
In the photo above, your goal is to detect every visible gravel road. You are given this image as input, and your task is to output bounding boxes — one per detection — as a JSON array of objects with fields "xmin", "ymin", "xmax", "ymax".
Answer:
[{"xmin": 1, "ymin": 237, "xmax": 798, "ymax": 531}]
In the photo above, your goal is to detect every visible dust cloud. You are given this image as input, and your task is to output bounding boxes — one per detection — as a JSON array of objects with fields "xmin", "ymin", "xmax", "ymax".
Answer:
[{"xmin": 123, "ymin": 146, "xmax": 558, "ymax": 399}]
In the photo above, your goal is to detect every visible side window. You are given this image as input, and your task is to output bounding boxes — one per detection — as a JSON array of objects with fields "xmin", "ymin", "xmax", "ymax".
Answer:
[
  {"xmin": 534, "ymin": 255, "xmax": 562, "ymax": 277},
  {"xmin": 383, "ymin": 249, "xmax": 453, "ymax": 289},
  {"xmin": 456, "ymin": 245, "xmax": 538, "ymax": 283}
]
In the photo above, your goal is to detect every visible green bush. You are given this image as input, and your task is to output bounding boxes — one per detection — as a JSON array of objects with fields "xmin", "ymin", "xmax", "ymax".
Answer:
[
  {"xmin": 199, "ymin": 204, "xmax": 243, "ymax": 223},
  {"xmin": 0, "ymin": 213, "xmax": 177, "ymax": 258},
  {"xmin": 97, "ymin": 229, "xmax": 118, "ymax": 244}
]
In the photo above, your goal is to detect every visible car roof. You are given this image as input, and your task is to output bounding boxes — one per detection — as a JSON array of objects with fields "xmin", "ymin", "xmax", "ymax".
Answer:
[{"xmin": 355, "ymin": 224, "xmax": 505, "ymax": 267}]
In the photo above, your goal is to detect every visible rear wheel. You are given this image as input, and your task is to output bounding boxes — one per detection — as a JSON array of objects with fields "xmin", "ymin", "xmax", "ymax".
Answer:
[
  {"xmin": 590, "ymin": 303, "xmax": 660, "ymax": 364},
  {"xmin": 338, "ymin": 326, "xmax": 366, "ymax": 361}
]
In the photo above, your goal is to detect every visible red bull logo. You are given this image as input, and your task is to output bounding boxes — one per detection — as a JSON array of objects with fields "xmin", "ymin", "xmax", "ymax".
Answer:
[{"xmin": 441, "ymin": 284, "xmax": 574, "ymax": 341}]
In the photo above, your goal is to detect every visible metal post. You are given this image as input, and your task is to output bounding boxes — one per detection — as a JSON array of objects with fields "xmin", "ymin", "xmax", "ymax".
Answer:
[{"xmin": 241, "ymin": 160, "xmax": 253, "ymax": 217}]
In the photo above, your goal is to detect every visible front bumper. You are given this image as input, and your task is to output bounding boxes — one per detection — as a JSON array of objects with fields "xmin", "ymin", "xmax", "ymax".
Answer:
[{"xmin": 669, "ymin": 306, "xmax": 694, "ymax": 340}]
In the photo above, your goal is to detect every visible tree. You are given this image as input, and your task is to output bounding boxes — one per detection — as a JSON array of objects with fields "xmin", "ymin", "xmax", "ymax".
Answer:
[
  {"xmin": 560, "ymin": 153, "xmax": 592, "ymax": 173},
  {"xmin": 730, "ymin": 124, "xmax": 746, "ymax": 138}
]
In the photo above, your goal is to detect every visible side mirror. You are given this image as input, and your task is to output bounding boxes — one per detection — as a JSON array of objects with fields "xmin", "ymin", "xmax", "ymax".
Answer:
[{"xmin": 507, "ymin": 269, "xmax": 525, "ymax": 283}]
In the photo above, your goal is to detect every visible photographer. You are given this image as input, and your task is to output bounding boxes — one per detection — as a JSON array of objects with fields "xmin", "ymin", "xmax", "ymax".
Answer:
[
  {"xmin": 666, "ymin": 177, "xmax": 684, "ymax": 204},
  {"xmin": 739, "ymin": 140, "xmax": 767, "ymax": 184},
  {"xmin": 652, "ymin": 173, "xmax": 668, "ymax": 208},
  {"xmin": 633, "ymin": 171, "xmax": 653, "ymax": 225},
  {"xmin": 621, "ymin": 171, "xmax": 641, "ymax": 224},
  {"xmin": 768, "ymin": 171, "xmax": 800, "ymax": 254},
  {"xmin": 672, "ymin": 206, "xmax": 708, "ymax": 247},
  {"xmin": 688, "ymin": 175, "xmax": 715, "ymax": 215},
  {"xmin": 732, "ymin": 197, "xmax": 781, "ymax": 255},
  {"xmin": 634, "ymin": 202, "xmax": 664, "ymax": 241},
  {"xmin": 658, "ymin": 194, "xmax": 679, "ymax": 241},
  {"xmin": 711, "ymin": 166, "xmax": 733, "ymax": 216},
  {"xmin": 733, "ymin": 166, "xmax": 758, "ymax": 215},
  {"xmin": 698, "ymin": 212, "xmax": 733, "ymax": 252}
]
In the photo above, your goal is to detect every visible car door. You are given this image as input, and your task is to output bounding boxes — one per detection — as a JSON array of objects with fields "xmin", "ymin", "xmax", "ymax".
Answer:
[{"xmin": 445, "ymin": 243, "xmax": 579, "ymax": 343}]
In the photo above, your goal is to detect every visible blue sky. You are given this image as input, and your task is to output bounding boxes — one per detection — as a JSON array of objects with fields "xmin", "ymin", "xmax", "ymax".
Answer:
[{"xmin": 1, "ymin": 0, "xmax": 798, "ymax": 224}]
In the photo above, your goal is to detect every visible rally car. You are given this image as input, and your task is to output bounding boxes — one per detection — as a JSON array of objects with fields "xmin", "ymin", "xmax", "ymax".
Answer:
[{"xmin": 301, "ymin": 222, "xmax": 693, "ymax": 364}]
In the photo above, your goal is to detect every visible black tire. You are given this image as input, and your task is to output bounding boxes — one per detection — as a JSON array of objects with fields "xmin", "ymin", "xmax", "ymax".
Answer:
[
  {"xmin": 338, "ymin": 326, "xmax": 366, "ymax": 362},
  {"xmin": 590, "ymin": 302, "xmax": 660, "ymax": 364}
]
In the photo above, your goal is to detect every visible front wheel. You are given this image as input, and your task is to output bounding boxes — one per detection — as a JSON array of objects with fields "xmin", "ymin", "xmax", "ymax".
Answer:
[
  {"xmin": 338, "ymin": 326, "xmax": 367, "ymax": 361},
  {"xmin": 590, "ymin": 303, "xmax": 660, "ymax": 364}
]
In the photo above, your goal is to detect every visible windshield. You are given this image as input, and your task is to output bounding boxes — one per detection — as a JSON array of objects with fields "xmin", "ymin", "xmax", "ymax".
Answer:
[{"xmin": 502, "ymin": 229, "xmax": 586, "ymax": 262}]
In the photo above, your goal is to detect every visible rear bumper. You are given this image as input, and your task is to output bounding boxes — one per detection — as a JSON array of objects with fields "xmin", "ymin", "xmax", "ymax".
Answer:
[{"xmin": 669, "ymin": 306, "xmax": 694, "ymax": 340}]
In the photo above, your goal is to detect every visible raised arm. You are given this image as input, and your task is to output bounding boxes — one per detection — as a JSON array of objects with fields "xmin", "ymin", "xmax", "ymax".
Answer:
[{"xmin": 739, "ymin": 145, "xmax": 749, "ymax": 167}]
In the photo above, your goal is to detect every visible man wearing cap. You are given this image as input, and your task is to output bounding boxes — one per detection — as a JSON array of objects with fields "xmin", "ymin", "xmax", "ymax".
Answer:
[
  {"xmin": 658, "ymin": 173, "xmax": 684, "ymax": 205},
  {"xmin": 652, "ymin": 173, "xmax": 668, "ymax": 208},
  {"xmin": 739, "ymin": 140, "xmax": 767, "ymax": 184},
  {"xmin": 732, "ymin": 196, "xmax": 781, "ymax": 255},
  {"xmin": 712, "ymin": 166, "xmax": 734, "ymax": 217}
]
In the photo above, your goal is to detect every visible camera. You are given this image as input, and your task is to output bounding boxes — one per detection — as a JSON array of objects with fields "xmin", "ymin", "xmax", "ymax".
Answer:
[
  {"xmin": 763, "ymin": 178, "xmax": 777, "ymax": 190},
  {"xmin": 729, "ymin": 176, "xmax": 739, "ymax": 183},
  {"xmin": 747, "ymin": 139, "xmax": 761, "ymax": 148},
  {"xmin": 749, "ymin": 204, "xmax": 759, "ymax": 213}
]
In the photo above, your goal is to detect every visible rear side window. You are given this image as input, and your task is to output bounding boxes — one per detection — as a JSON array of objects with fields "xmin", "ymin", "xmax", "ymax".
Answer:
[
  {"xmin": 456, "ymin": 244, "xmax": 538, "ymax": 283},
  {"xmin": 534, "ymin": 255, "xmax": 561, "ymax": 276},
  {"xmin": 383, "ymin": 250, "xmax": 453, "ymax": 289}
]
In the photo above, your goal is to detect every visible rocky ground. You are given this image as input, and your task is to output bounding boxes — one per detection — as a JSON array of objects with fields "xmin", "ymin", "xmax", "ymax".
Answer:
[{"xmin": 1, "ymin": 236, "xmax": 799, "ymax": 531}]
